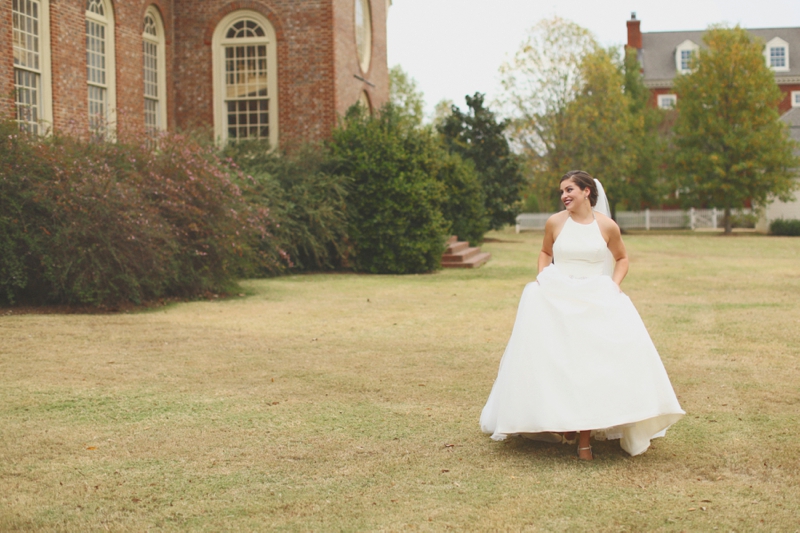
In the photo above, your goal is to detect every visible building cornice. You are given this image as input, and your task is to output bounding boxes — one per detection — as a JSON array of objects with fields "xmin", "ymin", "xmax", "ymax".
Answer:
[{"xmin": 645, "ymin": 76, "xmax": 800, "ymax": 89}]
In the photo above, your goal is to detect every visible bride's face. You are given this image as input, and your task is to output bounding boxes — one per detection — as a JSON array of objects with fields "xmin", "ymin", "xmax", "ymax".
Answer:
[{"xmin": 560, "ymin": 179, "xmax": 590, "ymax": 212}]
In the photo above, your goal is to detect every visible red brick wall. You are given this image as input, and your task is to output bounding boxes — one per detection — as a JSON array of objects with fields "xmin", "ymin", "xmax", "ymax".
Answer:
[
  {"xmin": 50, "ymin": 1, "xmax": 88, "ymax": 133},
  {"xmin": 177, "ymin": 0, "xmax": 338, "ymax": 145},
  {"xmin": 778, "ymin": 84, "xmax": 800, "ymax": 115},
  {"xmin": 3, "ymin": 0, "xmax": 389, "ymax": 145},
  {"xmin": 1, "ymin": 4, "xmax": 14, "ymax": 118},
  {"xmin": 332, "ymin": 0, "xmax": 390, "ymax": 116}
]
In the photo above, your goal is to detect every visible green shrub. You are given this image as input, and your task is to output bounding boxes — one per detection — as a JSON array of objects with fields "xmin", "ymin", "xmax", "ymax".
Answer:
[
  {"xmin": 0, "ymin": 122, "xmax": 281, "ymax": 306},
  {"xmin": 223, "ymin": 141, "xmax": 350, "ymax": 272},
  {"xmin": 770, "ymin": 218, "xmax": 800, "ymax": 236},
  {"xmin": 438, "ymin": 93, "xmax": 525, "ymax": 230},
  {"xmin": 436, "ymin": 151, "xmax": 487, "ymax": 245},
  {"xmin": 329, "ymin": 104, "xmax": 448, "ymax": 274}
]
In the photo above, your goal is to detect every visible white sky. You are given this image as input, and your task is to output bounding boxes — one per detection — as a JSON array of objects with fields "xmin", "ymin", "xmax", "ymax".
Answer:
[{"xmin": 386, "ymin": 0, "xmax": 800, "ymax": 117}]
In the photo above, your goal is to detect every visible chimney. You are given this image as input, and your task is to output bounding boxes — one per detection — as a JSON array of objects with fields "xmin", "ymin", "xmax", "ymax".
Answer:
[{"xmin": 627, "ymin": 12, "xmax": 642, "ymax": 49}]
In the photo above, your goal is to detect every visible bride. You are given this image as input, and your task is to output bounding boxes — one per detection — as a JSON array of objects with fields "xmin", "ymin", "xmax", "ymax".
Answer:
[{"xmin": 480, "ymin": 170, "xmax": 684, "ymax": 460}]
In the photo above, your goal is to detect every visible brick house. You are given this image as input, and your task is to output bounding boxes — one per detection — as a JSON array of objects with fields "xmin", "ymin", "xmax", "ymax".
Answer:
[
  {"xmin": 625, "ymin": 13, "xmax": 800, "ymax": 114},
  {"xmin": 3, "ymin": 0, "xmax": 390, "ymax": 146}
]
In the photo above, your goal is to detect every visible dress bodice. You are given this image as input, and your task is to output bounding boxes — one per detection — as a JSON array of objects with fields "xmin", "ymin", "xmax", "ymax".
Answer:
[{"xmin": 552, "ymin": 217, "xmax": 608, "ymax": 278}]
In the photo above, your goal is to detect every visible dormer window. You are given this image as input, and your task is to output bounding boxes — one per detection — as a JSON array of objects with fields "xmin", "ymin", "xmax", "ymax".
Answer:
[
  {"xmin": 675, "ymin": 40, "xmax": 700, "ymax": 74},
  {"xmin": 764, "ymin": 37, "xmax": 789, "ymax": 72}
]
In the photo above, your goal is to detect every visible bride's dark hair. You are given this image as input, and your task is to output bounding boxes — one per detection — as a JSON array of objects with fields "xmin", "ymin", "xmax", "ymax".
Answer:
[{"xmin": 560, "ymin": 170, "xmax": 598, "ymax": 207}]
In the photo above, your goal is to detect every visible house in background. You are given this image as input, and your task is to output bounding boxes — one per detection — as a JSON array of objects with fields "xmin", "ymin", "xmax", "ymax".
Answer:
[
  {"xmin": 626, "ymin": 13, "xmax": 800, "ymax": 228},
  {"xmin": 3, "ymin": 0, "xmax": 390, "ymax": 147},
  {"xmin": 755, "ymin": 108, "xmax": 800, "ymax": 231},
  {"xmin": 625, "ymin": 13, "xmax": 800, "ymax": 113}
]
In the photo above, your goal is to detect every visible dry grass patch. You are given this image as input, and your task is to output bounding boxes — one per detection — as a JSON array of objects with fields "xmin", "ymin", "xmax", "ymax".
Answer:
[{"xmin": 1, "ymin": 229, "xmax": 799, "ymax": 531}]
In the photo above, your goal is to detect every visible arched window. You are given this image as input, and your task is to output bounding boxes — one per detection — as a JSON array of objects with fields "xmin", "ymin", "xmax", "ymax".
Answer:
[
  {"xmin": 12, "ymin": 0, "xmax": 53, "ymax": 133},
  {"xmin": 212, "ymin": 11, "xmax": 278, "ymax": 146},
  {"xmin": 355, "ymin": 0, "xmax": 372, "ymax": 74},
  {"xmin": 143, "ymin": 7, "xmax": 167, "ymax": 132},
  {"xmin": 86, "ymin": 0, "xmax": 116, "ymax": 134}
]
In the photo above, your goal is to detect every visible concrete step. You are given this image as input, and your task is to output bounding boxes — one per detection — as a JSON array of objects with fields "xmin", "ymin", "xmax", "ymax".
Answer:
[
  {"xmin": 445, "ymin": 241, "xmax": 469, "ymax": 254},
  {"xmin": 442, "ymin": 251, "xmax": 491, "ymax": 269},
  {"xmin": 442, "ymin": 246, "xmax": 480, "ymax": 263}
]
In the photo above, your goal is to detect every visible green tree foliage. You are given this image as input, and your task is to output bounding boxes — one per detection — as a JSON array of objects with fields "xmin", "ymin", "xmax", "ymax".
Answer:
[
  {"xmin": 222, "ymin": 141, "xmax": 350, "ymax": 272},
  {"xmin": 389, "ymin": 65, "xmax": 425, "ymax": 127},
  {"xmin": 672, "ymin": 26, "xmax": 799, "ymax": 233},
  {"xmin": 553, "ymin": 48, "xmax": 667, "ymax": 217},
  {"xmin": 328, "ymin": 104, "xmax": 448, "ymax": 274},
  {"xmin": 438, "ymin": 93, "xmax": 525, "ymax": 229},
  {"xmin": 498, "ymin": 17, "xmax": 598, "ymax": 212}
]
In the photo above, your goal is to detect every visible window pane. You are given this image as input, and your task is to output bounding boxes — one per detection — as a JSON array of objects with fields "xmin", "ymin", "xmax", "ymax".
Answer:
[{"xmin": 223, "ymin": 41, "xmax": 270, "ymax": 140}]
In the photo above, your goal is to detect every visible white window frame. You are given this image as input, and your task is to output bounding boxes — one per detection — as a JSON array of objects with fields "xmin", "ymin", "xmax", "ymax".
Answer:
[
  {"xmin": 12, "ymin": 0, "xmax": 53, "ymax": 134},
  {"xmin": 764, "ymin": 37, "xmax": 790, "ymax": 73},
  {"xmin": 85, "ymin": 0, "xmax": 116, "ymax": 135},
  {"xmin": 657, "ymin": 94, "xmax": 677, "ymax": 109},
  {"xmin": 792, "ymin": 91, "xmax": 800, "ymax": 108},
  {"xmin": 675, "ymin": 39, "xmax": 700, "ymax": 74},
  {"xmin": 212, "ymin": 10, "xmax": 279, "ymax": 147},
  {"xmin": 143, "ymin": 6, "xmax": 167, "ymax": 132}
]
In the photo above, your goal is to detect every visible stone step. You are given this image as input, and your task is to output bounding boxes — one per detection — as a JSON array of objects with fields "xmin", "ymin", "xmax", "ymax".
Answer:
[
  {"xmin": 442, "ymin": 251, "xmax": 491, "ymax": 269},
  {"xmin": 444, "ymin": 241, "xmax": 469, "ymax": 254},
  {"xmin": 442, "ymin": 246, "xmax": 480, "ymax": 263}
]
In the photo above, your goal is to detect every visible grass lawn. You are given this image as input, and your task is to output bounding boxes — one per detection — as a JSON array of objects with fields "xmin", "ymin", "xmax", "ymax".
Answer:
[{"xmin": 1, "ymin": 228, "xmax": 799, "ymax": 531}]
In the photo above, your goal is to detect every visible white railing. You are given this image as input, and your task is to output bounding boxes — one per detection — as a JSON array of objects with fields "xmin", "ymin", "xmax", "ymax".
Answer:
[{"xmin": 516, "ymin": 208, "xmax": 752, "ymax": 232}]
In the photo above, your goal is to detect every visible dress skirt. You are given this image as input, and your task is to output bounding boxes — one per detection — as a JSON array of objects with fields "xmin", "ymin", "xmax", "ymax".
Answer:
[{"xmin": 479, "ymin": 263, "xmax": 684, "ymax": 456}]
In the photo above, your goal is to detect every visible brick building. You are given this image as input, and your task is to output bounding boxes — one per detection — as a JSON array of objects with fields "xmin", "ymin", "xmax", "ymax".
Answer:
[
  {"xmin": 4, "ymin": 0, "xmax": 390, "ymax": 146},
  {"xmin": 625, "ymin": 13, "xmax": 800, "ymax": 114}
]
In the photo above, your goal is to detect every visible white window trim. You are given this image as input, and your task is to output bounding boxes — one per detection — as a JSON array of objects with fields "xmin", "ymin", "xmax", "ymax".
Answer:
[
  {"xmin": 12, "ymin": 0, "xmax": 53, "ymax": 133},
  {"xmin": 792, "ymin": 91, "xmax": 800, "ymax": 108},
  {"xmin": 86, "ymin": 0, "xmax": 116, "ymax": 134},
  {"xmin": 143, "ymin": 6, "xmax": 167, "ymax": 131},
  {"xmin": 675, "ymin": 39, "xmax": 700, "ymax": 74},
  {"xmin": 211, "ymin": 10, "xmax": 279, "ymax": 147},
  {"xmin": 764, "ymin": 37, "xmax": 790, "ymax": 73},
  {"xmin": 657, "ymin": 94, "xmax": 677, "ymax": 109}
]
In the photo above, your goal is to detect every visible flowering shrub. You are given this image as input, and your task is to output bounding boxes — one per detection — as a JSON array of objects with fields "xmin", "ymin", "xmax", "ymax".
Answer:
[
  {"xmin": 0, "ymin": 121, "xmax": 283, "ymax": 306},
  {"xmin": 223, "ymin": 140, "xmax": 350, "ymax": 272}
]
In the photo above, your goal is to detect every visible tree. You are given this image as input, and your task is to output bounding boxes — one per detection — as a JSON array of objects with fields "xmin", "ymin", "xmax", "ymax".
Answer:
[
  {"xmin": 497, "ymin": 17, "xmax": 598, "ymax": 212},
  {"xmin": 672, "ymin": 26, "xmax": 799, "ymax": 233},
  {"xmin": 389, "ymin": 65, "xmax": 425, "ymax": 127},
  {"xmin": 438, "ymin": 93, "xmax": 525, "ymax": 230},
  {"xmin": 552, "ymin": 47, "xmax": 669, "ymax": 218}
]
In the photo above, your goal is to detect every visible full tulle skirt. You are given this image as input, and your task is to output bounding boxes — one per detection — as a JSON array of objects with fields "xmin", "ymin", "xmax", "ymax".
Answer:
[{"xmin": 479, "ymin": 264, "xmax": 684, "ymax": 456}]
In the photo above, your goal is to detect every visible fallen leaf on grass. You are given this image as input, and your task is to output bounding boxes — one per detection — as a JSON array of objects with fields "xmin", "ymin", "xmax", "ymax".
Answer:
[
  {"xmin": 86, "ymin": 446, "xmax": 97, "ymax": 450},
  {"xmin": 441, "ymin": 469, "xmax": 449, "ymax": 473},
  {"xmin": 688, "ymin": 508, "xmax": 696, "ymax": 511},
  {"xmin": 701, "ymin": 499, "xmax": 712, "ymax": 503},
  {"xmin": 444, "ymin": 443, "xmax": 455, "ymax": 448},
  {"xmin": 700, "ymin": 506, "xmax": 707, "ymax": 511}
]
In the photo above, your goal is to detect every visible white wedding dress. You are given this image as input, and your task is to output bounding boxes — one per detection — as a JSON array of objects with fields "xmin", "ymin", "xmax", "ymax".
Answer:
[{"xmin": 480, "ymin": 215, "xmax": 684, "ymax": 456}]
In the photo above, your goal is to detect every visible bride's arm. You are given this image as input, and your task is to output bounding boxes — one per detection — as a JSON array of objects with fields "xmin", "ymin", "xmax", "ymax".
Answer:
[
  {"xmin": 603, "ymin": 220, "xmax": 629, "ymax": 287},
  {"xmin": 538, "ymin": 217, "xmax": 557, "ymax": 273}
]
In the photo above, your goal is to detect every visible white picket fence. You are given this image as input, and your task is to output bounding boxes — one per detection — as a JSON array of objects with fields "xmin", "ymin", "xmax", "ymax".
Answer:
[{"xmin": 516, "ymin": 208, "xmax": 752, "ymax": 232}]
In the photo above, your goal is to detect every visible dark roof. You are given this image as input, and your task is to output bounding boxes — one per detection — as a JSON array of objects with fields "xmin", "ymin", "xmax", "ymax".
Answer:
[{"xmin": 640, "ymin": 27, "xmax": 800, "ymax": 88}]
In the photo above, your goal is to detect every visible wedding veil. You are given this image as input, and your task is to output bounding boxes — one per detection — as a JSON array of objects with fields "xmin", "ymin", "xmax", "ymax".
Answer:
[{"xmin": 592, "ymin": 179, "xmax": 616, "ymax": 277}]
